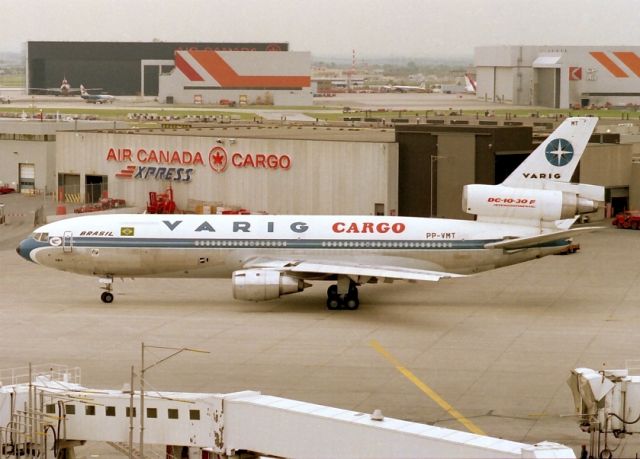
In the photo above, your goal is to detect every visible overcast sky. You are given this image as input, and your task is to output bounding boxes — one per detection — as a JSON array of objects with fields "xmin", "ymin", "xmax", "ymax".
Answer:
[{"xmin": 1, "ymin": 0, "xmax": 638, "ymax": 60}]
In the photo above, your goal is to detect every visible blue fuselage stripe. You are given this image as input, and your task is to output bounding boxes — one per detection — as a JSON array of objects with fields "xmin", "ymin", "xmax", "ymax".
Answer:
[{"xmin": 57, "ymin": 237, "xmax": 569, "ymax": 250}]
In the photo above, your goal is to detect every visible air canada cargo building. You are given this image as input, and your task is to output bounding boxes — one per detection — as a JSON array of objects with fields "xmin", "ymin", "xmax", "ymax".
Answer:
[
  {"xmin": 55, "ymin": 127, "xmax": 399, "ymax": 215},
  {"xmin": 49, "ymin": 121, "xmax": 639, "ymax": 219}
]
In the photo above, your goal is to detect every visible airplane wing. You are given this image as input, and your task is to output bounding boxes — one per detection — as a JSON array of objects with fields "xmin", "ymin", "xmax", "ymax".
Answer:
[
  {"xmin": 483, "ymin": 226, "xmax": 602, "ymax": 250},
  {"xmin": 243, "ymin": 258, "xmax": 464, "ymax": 283}
]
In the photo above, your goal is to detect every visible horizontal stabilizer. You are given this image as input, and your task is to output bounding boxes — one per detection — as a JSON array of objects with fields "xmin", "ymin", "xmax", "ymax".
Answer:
[{"xmin": 484, "ymin": 226, "xmax": 602, "ymax": 250}]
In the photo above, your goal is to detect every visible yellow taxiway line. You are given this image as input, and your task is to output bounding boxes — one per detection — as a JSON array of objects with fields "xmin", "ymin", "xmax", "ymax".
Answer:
[{"xmin": 370, "ymin": 339, "xmax": 486, "ymax": 435}]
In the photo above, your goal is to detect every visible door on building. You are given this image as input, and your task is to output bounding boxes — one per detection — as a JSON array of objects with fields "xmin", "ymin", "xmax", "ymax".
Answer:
[
  {"xmin": 607, "ymin": 187, "xmax": 629, "ymax": 217},
  {"xmin": 18, "ymin": 163, "xmax": 35, "ymax": 193},
  {"xmin": 58, "ymin": 173, "xmax": 81, "ymax": 203},
  {"xmin": 85, "ymin": 175, "xmax": 108, "ymax": 203},
  {"xmin": 534, "ymin": 68, "xmax": 561, "ymax": 108}
]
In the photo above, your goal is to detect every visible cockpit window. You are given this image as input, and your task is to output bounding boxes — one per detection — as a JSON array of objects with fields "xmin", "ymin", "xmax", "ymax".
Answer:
[{"xmin": 31, "ymin": 232, "xmax": 49, "ymax": 241}]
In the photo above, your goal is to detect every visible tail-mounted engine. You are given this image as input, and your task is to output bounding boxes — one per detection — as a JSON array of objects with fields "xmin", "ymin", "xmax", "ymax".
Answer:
[
  {"xmin": 462, "ymin": 183, "xmax": 602, "ymax": 222},
  {"xmin": 232, "ymin": 269, "xmax": 307, "ymax": 301}
]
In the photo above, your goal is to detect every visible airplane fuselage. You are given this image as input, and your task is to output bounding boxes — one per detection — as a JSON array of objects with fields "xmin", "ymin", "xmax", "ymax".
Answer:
[{"xmin": 18, "ymin": 214, "xmax": 567, "ymax": 279}]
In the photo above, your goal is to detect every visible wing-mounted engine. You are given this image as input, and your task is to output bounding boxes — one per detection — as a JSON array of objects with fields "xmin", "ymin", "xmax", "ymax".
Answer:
[
  {"xmin": 232, "ymin": 269, "xmax": 308, "ymax": 301},
  {"xmin": 462, "ymin": 183, "xmax": 602, "ymax": 223}
]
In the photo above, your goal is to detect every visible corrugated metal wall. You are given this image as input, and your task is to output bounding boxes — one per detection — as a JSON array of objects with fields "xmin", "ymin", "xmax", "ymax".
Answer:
[{"xmin": 56, "ymin": 132, "xmax": 398, "ymax": 215}]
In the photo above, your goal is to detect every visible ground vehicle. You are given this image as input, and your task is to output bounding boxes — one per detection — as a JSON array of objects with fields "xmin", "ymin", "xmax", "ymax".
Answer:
[
  {"xmin": 612, "ymin": 211, "xmax": 640, "ymax": 229},
  {"xmin": 0, "ymin": 96, "xmax": 10, "ymax": 104}
]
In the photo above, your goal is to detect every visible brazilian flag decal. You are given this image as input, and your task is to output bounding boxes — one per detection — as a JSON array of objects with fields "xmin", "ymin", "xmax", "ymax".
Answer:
[{"xmin": 120, "ymin": 227, "xmax": 135, "ymax": 237}]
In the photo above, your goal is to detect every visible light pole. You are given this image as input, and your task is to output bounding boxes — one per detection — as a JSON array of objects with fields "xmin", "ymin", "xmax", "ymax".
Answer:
[
  {"xmin": 139, "ymin": 343, "xmax": 209, "ymax": 458},
  {"xmin": 430, "ymin": 155, "xmax": 446, "ymax": 217}
]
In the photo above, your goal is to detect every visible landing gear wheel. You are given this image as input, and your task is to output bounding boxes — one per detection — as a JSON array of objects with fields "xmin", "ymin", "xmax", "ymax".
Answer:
[
  {"xmin": 326, "ymin": 283, "xmax": 360, "ymax": 310},
  {"xmin": 343, "ymin": 294, "xmax": 359, "ymax": 310},
  {"xmin": 326, "ymin": 284, "xmax": 342, "ymax": 310},
  {"xmin": 326, "ymin": 296, "xmax": 342, "ymax": 310},
  {"xmin": 101, "ymin": 291, "xmax": 114, "ymax": 304}
]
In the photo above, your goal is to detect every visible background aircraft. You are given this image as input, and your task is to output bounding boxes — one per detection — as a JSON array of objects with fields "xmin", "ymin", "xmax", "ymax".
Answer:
[
  {"xmin": 383, "ymin": 82, "xmax": 428, "ymax": 93},
  {"xmin": 17, "ymin": 118, "xmax": 603, "ymax": 310},
  {"xmin": 464, "ymin": 74, "xmax": 477, "ymax": 93},
  {"xmin": 29, "ymin": 77, "xmax": 102, "ymax": 96},
  {"xmin": 80, "ymin": 85, "xmax": 115, "ymax": 104}
]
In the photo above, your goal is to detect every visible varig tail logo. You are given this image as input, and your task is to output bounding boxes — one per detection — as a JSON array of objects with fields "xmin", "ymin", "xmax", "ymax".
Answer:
[
  {"xmin": 209, "ymin": 146, "xmax": 228, "ymax": 173},
  {"xmin": 545, "ymin": 138, "xmax": 574, "ymax": 167}
]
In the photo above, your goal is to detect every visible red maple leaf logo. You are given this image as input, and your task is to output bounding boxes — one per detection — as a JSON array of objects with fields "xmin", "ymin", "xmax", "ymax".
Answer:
[{"xmin": 208, "ymin": 146, "xmax": 228, "ymax": 173}]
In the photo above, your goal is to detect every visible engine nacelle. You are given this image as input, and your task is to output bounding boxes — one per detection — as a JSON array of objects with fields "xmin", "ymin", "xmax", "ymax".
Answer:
[
  {"xmin": 462, "ymin": 184, "xmax": 599, "ymax": 222},
  {"xmin": 232, "ymin": 269, "xmax": 306, "ymax": 301}
]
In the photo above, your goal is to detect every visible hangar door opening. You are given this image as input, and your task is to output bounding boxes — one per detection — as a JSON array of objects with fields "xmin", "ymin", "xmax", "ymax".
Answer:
[
  {"xmin": 18, "ymin": 163, "xmax": 35, "ymax": 193},
  {"xmin": 85, "ymin": 175, "xmax": 108, "ymax": 203},
  {"xmin": 607, "ymin": 187, "xmax": 629, "ymax": 218},
  {"xmin": 58, "ymin": 173, "xmax": 81, "ymax": 203},
  {"xmin": 535, "ymin": 68, "xmax": 560, "ymax": 108}
]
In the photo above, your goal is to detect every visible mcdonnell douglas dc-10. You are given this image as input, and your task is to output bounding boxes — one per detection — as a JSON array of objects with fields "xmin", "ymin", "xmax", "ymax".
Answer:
[{"xmin": 17, "ymin": 117, "xmax": 603, "ymax": 310}]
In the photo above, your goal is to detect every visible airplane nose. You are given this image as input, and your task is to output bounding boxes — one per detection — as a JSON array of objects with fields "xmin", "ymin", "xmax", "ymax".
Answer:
[{"xmin": 16, "ymin": 238, "xmax": 37, "ymax": 263}]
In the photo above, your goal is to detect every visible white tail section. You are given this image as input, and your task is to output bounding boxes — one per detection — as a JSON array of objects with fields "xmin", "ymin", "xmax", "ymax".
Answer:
[
  {"xmin": 464, "ymin": 74, "xmax": 476, "ymax": 93},
  {"xmin": 502, "ymin": 117, "xmax": 597, "ymax": 188},
  {"xmin": 463, "ymin": 117, "xmax": 603, "ymax": 227},
  {"xmin": 80, "ymin": 84, "xmax": 87, "ymax": 96}
]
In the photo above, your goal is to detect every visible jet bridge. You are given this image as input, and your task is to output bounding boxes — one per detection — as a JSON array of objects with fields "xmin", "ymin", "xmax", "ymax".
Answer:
[
  {"xmin": 568, "ymin": 366, "xmax": 640, "ymax": 458},
  {"xmin": 0, "ymin": 365, "xmax": 575, "ymax": 459}
]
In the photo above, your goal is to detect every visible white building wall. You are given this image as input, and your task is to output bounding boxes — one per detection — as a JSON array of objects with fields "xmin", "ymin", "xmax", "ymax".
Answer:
[
  {"xmin": 475, "ymin": 46, "xmax": 640, "ymax": 108},
  {"xmin": 0, "ymin": 138, "xmax": 55, "ymax": 192},
  {"xmin": 159, "ymin": 51, "xmax": 312, "ymax": 106},
  {"xmin": 56, "ymin": 132, "xmax": 398, "ymax": 215}
]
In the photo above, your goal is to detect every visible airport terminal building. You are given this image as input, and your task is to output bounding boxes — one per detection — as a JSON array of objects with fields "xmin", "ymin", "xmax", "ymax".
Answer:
[{"xmin": 475, "ymin": 46, "xmax": 640, "ymax": 108}]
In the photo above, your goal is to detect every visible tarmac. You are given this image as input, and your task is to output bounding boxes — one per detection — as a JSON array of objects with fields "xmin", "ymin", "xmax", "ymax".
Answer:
[{"xmin": 2, "ymin": 192, "xmax": 640, "ymax": 457}]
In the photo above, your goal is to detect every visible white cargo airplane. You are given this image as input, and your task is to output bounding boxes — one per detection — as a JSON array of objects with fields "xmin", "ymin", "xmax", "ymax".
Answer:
[
  {"xmin": 17, "ymin": 117, "xmax": 603, "ymax": 310},
  {"xmin": 383, "ymin": 82, "xmax": 428, "ymax": 93}
]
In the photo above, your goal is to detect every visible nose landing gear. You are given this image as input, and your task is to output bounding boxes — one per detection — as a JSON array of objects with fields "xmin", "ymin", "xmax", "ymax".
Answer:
[{"xmin": 326, "ymin": 280, "xmax": 359, "ymax": 310}]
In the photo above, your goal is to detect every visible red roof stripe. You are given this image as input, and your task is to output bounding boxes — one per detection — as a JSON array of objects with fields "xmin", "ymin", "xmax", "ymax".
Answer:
[
  {"xmin": 188, "ymin": 50, "xmax": 309, "ymax": 88},
  {"xmin": 175, "ymin": 52, "xmax": 204, "ymax": 82},
  {"xmin": 590, "ymin": 52, "xmax": 628, "ymax": 78},
  {"xmin": 613, "ymin": 52, "xmax": 640, "ymax": 77}
]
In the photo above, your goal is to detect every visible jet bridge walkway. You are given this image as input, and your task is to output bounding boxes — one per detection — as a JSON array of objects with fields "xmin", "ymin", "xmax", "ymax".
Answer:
[{"xmin": 0, "ymin": 365, "xmax": 575, "ymax": 459}]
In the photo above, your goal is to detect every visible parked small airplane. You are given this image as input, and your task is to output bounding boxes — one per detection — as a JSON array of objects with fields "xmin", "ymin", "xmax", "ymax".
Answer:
[
  {"xmin": 383, "ymin": 82, "xmax": 428, "ymax": 93},
  {"xmin": 80, "ymin": 85, "xmax": 115, "ymax": 104},
  {"xmin": 17, "ymin": 117, "xmax": 603, "ymax": 310}
]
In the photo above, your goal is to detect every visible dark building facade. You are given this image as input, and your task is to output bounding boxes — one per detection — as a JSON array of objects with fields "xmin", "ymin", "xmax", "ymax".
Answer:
[
  {"xmin": 395, "ymin": 124, "xmax": 533, "ymax": 218},
  {"xmin": 27, "ymin": 41, "xmax": 289, "ymax": 96}
]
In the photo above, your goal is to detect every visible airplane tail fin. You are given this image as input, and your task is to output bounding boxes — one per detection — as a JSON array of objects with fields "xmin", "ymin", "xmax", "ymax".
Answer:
[
  {"xmin": 464, "ymin": 74, "xmax": 476, "ymax": 93},
  {"xmin": 462, "ymin": 117, "xmax": 604, "ymax": 227},
  {"xmin": 80, "ymin": 84, "xmax": 87, "ymax": 96},
  {"xmin": 502, "ymin": 117, "xmax": 597, "ymax": 187}
]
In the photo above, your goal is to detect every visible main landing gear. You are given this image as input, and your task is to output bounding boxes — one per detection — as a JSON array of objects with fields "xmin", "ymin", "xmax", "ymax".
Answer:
[
  {"xmin": 326, "ymin": 279, "xmax": 360, "ymax": 310},
  {"xmin": 99, "ymin": 276, "xmax": 114, "ymax": 303}
]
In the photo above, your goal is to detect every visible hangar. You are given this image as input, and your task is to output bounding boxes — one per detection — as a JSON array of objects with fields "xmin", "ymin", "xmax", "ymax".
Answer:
[
  {"xmin": 474, "ymin": 46, "xmax": 640, "ymax": 108},
  {"xmin": 2, "ymin": 116, "xmax": 638, "ymax": 219},
  {"xmin": 158, "ymin": 50, "xmax": 312, "ymax": 106},
  {"xmin": 27, "ymin": 41, "xmax": 289, "ymax": 96},
  {"xmin": 48, "ymin": 120, "xmax": 639, "ymax": 219}
]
